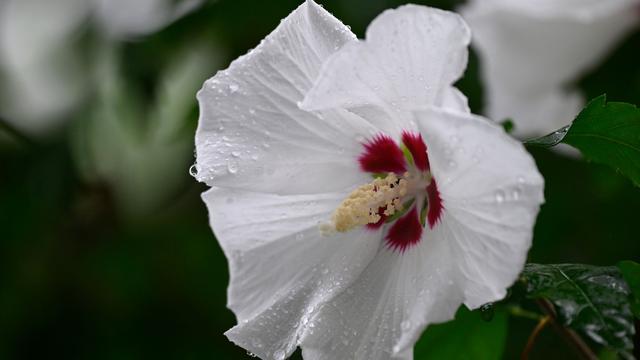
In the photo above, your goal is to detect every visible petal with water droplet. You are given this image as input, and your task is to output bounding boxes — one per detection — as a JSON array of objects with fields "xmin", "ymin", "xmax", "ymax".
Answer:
[
  {"xmin": 195, "ymin": 0, "xmax": 375, "ymax": 194},
  {"xmin": 203, "ymin": 187, "xmax": 381, "ymax": 359}
]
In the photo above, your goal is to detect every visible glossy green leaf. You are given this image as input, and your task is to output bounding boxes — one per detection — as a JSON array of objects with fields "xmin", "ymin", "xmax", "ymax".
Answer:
[
  {"xmin": 563, "ymin": 95, "xmax": 640, "ymax": 187},
  {"xmin": 414, "ymin": 307, "xmax": 507, "ymax": 360},
  {"xmin": 618, "ymin": 261, "xmax": 640, "ymax": 318},
  {"xmin": 525, "ymin": 95, "xmax": 640, "ymax": 186},
  {"xmin": 521, "ymin": 264, "xmax": 635, "ymax": 356}
]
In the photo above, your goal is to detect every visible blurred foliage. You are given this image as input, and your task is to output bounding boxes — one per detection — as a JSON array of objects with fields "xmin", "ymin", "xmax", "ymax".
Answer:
[{"xmin": 0, "ymin": 0, "xmax": 639, "ymax": 359}]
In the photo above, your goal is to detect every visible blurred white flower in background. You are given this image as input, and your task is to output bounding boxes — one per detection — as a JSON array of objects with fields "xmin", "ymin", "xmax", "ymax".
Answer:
[
  {"xmin": 194, "ymin": 1, "xmax": 544, "ymax": 359},
  {"xmin": 93, "ymin": 0, "xmax": 203, "ymax": 39},
  {"xmin": 461, "ymin": 0, "xmax": 640, "ymax": 137},
  {"xmin": 0, "ymin": 0, "xmax": 203, "ymax": 136},
  {"xmin": 73, "ymin": 40, "xmax": 221, "ymax": 217}
]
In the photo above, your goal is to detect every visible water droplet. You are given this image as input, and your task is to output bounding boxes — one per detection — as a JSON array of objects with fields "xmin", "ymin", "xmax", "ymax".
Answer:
[
  {"xmin": 517, "ymin": 176, "xmax": 526, "ymax": 184},
  {"xmin": 249, "ymin": 108, "xmax": 256, "ymax": 115},
  {"xmin": 231, "ymin": 151, "xmax": 241, "ymax": 158},
  {"xmin": 229, "ymin": 84, "xmax": 239, "ymax": 93},
  {"xmin": 273, "ymin": 349, "xmax": 286, "ymax": 360},
  {"xmin": 512, "ymin": 188, "xmax": 521, "ymax": 200},
  {"xmin": 321, "ymin": 268, "xmax": 329, "ymax": 275},
  {"xmin": 495, "ymin": 190, "xmax": 505, "ymax": 203},
  {"xmin": 480, "ymin": 303, "xmax": 495, "ymax": 321},
  {"xmin": 227, "ymin": 160, "xmax": 239, "ymax": 174},
  {"xmin": 189, "ymin": 164, "xmax": 198, "ymax": 177},
  {"xmin": 251, "ymin": 154, "xmax": 259, "ymax": 161}
]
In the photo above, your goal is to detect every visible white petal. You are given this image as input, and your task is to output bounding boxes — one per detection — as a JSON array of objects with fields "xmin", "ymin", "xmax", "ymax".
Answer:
[
  {"xmin": 93, "ymin": 0, "xmax": 203, "ymax": 38},
  {"xmin": 462, "ymin": 0, "xmax": 639, "ymax": 136},
  {"xmin": 414, "ymin": 107, "xmax": 544, "ymax": 309},
  {"xmin": 0, "ymin": 0, "xmax": 90, "ymax": 134},
  {"xmin": 203, "ymin": 188, "xmax": 381, "ymax": 359},
  {"xmin": 300, "ymin": 5, "xmax": 471, "ymax": 118},
  {"xmin": 195, "ymin": 0, "xmax": 379, "ymax": 194},
  {"xmin": 300, "ymin": 237, "xmax": 461, "ymax": 359}
]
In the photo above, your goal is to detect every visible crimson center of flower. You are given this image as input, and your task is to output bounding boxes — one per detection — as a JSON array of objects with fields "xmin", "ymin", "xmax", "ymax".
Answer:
[{"xmin": 327, "ymin": 131, "xmax": 443, "ymax": 252}]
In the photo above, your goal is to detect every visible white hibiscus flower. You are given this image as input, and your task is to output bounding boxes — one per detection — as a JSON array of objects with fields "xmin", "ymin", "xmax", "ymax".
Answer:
[
  {"xmin": 194, "ymin": 1, "xmax": 544, "ymax": 359},
  {"xmin": 461, "ymin": 0, "xmax": 640, "ymax": 137},
  {"xmin": 0, "ymin": 0, "xmax": 203, "ymax": 135}
]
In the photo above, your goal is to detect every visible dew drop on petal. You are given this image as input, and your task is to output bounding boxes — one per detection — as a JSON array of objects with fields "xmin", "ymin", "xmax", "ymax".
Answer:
[
  {"xmin": 189, "ymin": 164, "xmax": 198, "ymax": 178},
  {"xmin": 229, "ymin": 84, "xmax": 239, "ymax": 93},
  {"xmin": 495, "ymin": 190, "xmax": 505, "ymax": 203},
  {"xmin": 273, "ymin": 350, "xmax": 286, "ymax": 360},
  {"xmin": 231, "ymin": 151, "xmax": 241, "ymax": 158},
  {"xmin": 227, "ymin": 160, "xmax": 239, "ymax": 174},
  {"xmin": 512, "ymin": 188, "xmax": 521, "ymax": 200}
]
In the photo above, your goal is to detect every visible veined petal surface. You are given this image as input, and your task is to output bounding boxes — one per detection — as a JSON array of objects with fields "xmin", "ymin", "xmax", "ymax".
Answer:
[
  {"xmin": 300, "ymin": 236, "xmax": 460, "ymax": 360},
  {"xmin": 299, "ymin": 108, "xmax": 544, "ymax": 359},
  {"xmin": 415, "ymin": 107, "xmax": 544, "ymax": 310},
  {"xmin": 300, "ymin": 4, "xmax": 471, "ymax": 126},
  {"xmin": 203, "ymin": 188, "xmax": 381, "ymax": 359},
  {"xmin": 195, "ymin": 0, "xmax": 381, "ymax": 195}
]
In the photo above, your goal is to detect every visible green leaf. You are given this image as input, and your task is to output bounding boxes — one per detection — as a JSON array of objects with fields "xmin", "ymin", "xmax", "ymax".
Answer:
[
  {"xmin": 618, "ymin": 261, "xmax": 640, "ymax": 318},
  {"xmin": 563, "ymin": 95, "xmax": 640, "ymax": 187},
  {"xmin": 414, "ymin": 307, "xmax": 507, "ymax": 360},
  {"xmin": 521, "ymin": 264, "xmax": 635, "ymax": 356},
  {"xmin": 525, "ymin": 95, "xmax": 640, "ymax": 186}
]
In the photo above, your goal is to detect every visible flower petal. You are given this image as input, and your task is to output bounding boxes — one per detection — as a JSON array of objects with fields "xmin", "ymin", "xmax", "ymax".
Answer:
[
  {"xmin": 0, "ymin": 0, "xmax": 90, "ymax": 134},
  {"xmin": 202, "ymin": 187, "xmax": 381, "ymax": 359},
  {"xmin": 462, "ymin": 0, "xmax": 639, "ymax": 136},
  {"xmin": 413, "ymin": 107, "xmax": 544, "ymax": 309},
  {"xmin": 300, "ymin": 238, "xmax": 461, "ymax": 359},
  {"xmin": 94, "ymin": 0, "xmax": 204, "ymax": 38},
  {"xmin": 401, "ymin": 131, "xmax": 429, "ymax": 171},
  {"xmin": 195, "ymin": 0, "xmax": 377, "ymax": 194},
  {"xmin": 385, "ymin": 206, "xmax": 422, "ymax": 252},
  {"xmin": 359, "ymin": 134, "xmax": 407, "ymax": 174},
  {"xmin": 300, "ymin": 5, "xmax": 471, "ymax": 117}
]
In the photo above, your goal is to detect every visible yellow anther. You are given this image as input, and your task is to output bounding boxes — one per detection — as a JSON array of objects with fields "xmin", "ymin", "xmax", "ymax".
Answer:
[{"xmin": 331, "ymin": 173, "xmax": 408, "ymax": 232}]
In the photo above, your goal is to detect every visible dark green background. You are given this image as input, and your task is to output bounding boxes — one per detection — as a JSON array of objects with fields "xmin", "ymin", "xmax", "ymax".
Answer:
[{"xmin": 1, "ymin": 0, "xmax": 639, "ymax": 359}]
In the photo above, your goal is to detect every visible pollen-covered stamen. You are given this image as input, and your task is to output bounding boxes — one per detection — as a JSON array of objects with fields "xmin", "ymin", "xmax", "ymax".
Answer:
[{"xmin": 330, "ymin": 173, "xmax": 409, "ymax": 232}]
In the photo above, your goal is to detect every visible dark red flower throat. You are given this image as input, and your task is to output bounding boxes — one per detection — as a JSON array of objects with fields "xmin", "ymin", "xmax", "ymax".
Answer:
[{"xmin": 358, "ymin": 131, "xmax": 443, "ymax": 252}]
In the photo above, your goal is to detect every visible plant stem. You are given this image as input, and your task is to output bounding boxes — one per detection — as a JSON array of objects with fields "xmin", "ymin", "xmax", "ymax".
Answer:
[
  {"xmin": 507, "ymin": 305, "xmax": 544, "ymax": 321},
  {"xmin": 535, "ymin": 299, "xmax": 597, "ymax": 360},
  {"xmin": 521, "ymin": 315, "xmax": 551, "ymax": 360}
]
